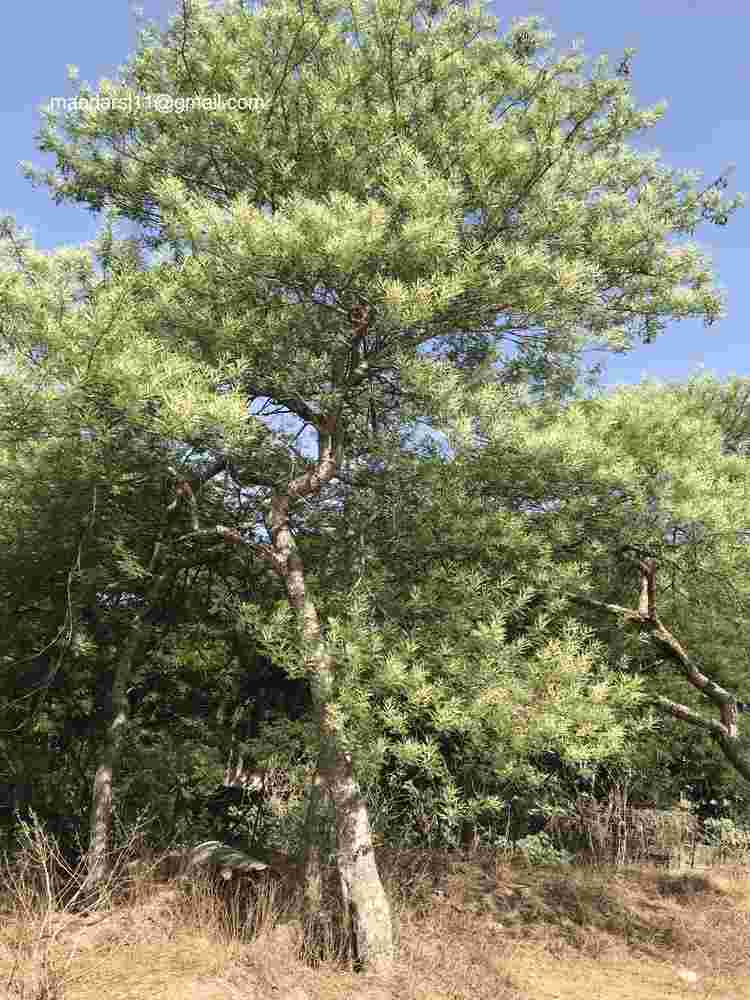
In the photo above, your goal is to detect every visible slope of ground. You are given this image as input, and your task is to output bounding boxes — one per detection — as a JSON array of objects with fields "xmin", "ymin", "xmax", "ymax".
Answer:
[{"xmin": 1, "ymin": 849, "xmax": 749, "ymax": 1000}]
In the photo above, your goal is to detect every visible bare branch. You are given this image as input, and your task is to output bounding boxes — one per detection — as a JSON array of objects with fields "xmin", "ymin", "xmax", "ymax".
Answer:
[
  {"xmin": 562, "ymin": 543, "xmax": 750, "ymax": 779},
  {"xmin": 175, "ymin": 524, "xmax": 284, "ymax": 575}
]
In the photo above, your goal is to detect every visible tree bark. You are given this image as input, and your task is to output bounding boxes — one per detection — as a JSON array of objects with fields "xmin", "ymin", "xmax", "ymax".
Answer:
[
  {"xmin": 300, "ymin": 752, "xmax": 326, "ymax": 910},
  {"xmin": 299, "ymin": 755, "xmax": 329, "ymax": 956},
  {"xmin": 320, "ymin": 729, "xmax": 393, "ymax": 970},
  {"xmin": 85, "ymin": 611, "xmax": 151, "ymax": 890},
  {"xmin": 264, "ymin": 420, "xmax": 394, "ymax": 970},
  {"xmin": 171, "ymin": 434, "xmax": 394, "ymax": 967},
  {"xmin": 85, "ymin": 553, "xmax": 169, "ymax": 891}
]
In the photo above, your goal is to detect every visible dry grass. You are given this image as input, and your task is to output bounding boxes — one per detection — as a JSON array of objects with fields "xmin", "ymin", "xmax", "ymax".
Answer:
[{"xmin": 1, "ymin": 824, "xmax": 750, "ymax": 1000}]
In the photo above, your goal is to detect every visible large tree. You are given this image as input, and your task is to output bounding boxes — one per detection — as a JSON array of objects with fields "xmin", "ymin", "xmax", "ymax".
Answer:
[{"xmin": 12, "ymin": 0, "xmax": 742, "ymax": 969}]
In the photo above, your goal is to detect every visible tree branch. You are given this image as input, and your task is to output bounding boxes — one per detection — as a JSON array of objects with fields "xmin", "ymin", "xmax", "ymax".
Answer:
[
  {"xmin": 561, "ymin": 548, "xmax": 750, "ymax": 782},
  {"xmin": 565, "ymin": 588, "xmax": 740, "ymax": 732},
  {"xmin": 175, "ymin": 525, "xmax": 284, "ymax": 575}
]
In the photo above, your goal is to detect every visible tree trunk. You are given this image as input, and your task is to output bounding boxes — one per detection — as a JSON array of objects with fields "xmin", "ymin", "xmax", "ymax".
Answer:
[
  {"xmin": 298, "ymin": 624, "xmax": 393, "ymax": 970},
  {"xmin": 265, "ymin": 427, "xmax": 394, "ymax": 970},
  {"xmin": 85, "ymin": 475, "xmax": 202, "ymax": 887},
  {"xmin": 85, "ymin": 608, "xmax": 153, "ymax": 891},
  {"xmin": 300, "ymin": 752, "xmax": 326, "ymax": 903},
  {"xmin": 299, "ymin": 757, "xmax": 329, "ymax": 956},
  {"xmin": 85, "ymin": 465, "xmax": 226, "ymax": 886},
  {"xmin": 86, "ymin": 762, "xmax": 113, "ymax": 889},
  {"xmin": 321, "ymin": 731, "xmax": 393, "ymax": 970}
]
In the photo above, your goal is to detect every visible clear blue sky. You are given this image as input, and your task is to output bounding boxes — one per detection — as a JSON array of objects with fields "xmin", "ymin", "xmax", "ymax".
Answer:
[{"xmin": 1, "ymin": 0, "xmax": 747, "ymax": 392}]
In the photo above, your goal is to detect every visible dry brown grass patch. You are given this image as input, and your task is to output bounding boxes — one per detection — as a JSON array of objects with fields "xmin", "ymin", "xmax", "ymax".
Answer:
[{"xmin": 2, "ymin": 828, "xmax": 750, "ymax": 1000}]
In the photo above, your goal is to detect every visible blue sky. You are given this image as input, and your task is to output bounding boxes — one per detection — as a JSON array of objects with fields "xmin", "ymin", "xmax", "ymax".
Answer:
[{"xmin": 1, "ymin": 0, "xmax": 747, "ymax": 393}]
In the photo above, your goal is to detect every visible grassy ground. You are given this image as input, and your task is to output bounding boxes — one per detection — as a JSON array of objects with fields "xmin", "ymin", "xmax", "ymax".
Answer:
[{"xmin": 1, "ymin": 845, "xmax": 749, "ymax": 1000}]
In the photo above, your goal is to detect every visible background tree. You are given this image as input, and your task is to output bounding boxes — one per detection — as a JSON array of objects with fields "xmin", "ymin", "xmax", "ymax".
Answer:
[
  {"xmin": 0, "ymin": 215, "xmax": 253, "ymax": 876},
  {"xmin": 451, "ymin": 371, "xmax": 750, "ymax": 814}
]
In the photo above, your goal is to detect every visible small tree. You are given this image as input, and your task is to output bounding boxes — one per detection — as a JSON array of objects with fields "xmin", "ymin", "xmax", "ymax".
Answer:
[
  {"xmin": 0, "ymin": 218, "xmax": 251, "ymax": 891},
  {"xmin": 454, "ymin": 372, "xmax": 750, "ymax": 798}
]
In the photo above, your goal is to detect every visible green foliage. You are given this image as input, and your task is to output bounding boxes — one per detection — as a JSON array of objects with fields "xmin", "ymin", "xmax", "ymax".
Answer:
[
  {"xmin": 701, "ymin": 817, "xmax": 750, "ymax": 863},
  {"xmin": 512, "ymin": 831, "xmax": 574, "ymax": 867},
  {"xmin": 0, "ymin": 0, "xmax": 747, "ymax": 866}
]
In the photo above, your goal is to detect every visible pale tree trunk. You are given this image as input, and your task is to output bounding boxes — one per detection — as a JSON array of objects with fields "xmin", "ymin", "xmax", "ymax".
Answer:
[
  {"xmin": 85, "ymin": 561, "xmax": 167, "ymax": 891},
  {"xmin": 298, "ymin": 646, "xmax": 392, "ymax": 969},
  {"xmin": 85, "ymin": 613, "xmax": 150, "ymax": 890},
  {"xmin": 320, "ymin": 727, "xmax": 393, "ymax": 968},
  {"xmin": 85, "ymin": 464, "xmax": 225, "ymax": 890},
  {"xmin": 172, "ymin": 430, "xmax": 394, "ymax": 967},
  {"xmin": 263, "ymin": 421, "xmax": 394, "ymax": 970},
  {"xmin": 300, "ymin": 751, "xmax": 326, "ymax": 913}
]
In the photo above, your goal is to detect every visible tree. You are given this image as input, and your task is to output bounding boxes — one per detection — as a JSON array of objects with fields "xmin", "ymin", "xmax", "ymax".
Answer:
[
  {"xmin": 14, "ymin": 0, "xmax": 742, "ymax": 969},
  {"xmin": 452, "ymin": 371, "xmax": 750, "ymax": 803},
  {"xmin": 0, "ymin": 215, "xmax": 253, "ymax": 882}
]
